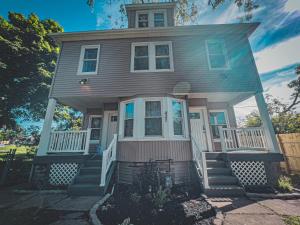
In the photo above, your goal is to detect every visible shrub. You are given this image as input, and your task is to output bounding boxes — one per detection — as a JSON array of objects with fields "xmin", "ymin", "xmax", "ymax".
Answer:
[
  {"xmin": 284, "ymin": 216, "xmax": 300, "ymax": 225},
  {"xmin": 152, "ymin": 186, "xmax": 170, "ymax": 209},
  {"xmin": 277, "ymin": 175, "xmax": 293, "ymax": 193}
]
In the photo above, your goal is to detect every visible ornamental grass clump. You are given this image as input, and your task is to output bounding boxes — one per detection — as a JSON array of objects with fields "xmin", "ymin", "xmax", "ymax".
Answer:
[{"xmin": 277, "ymin": 175, "xmax": 293, "ymax": 193}]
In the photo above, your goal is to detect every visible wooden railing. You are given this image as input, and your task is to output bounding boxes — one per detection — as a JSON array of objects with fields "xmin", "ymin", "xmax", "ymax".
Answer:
[
  {"xmin": 100, "ymin": 134, "xmax": 118, "ymax": 187},
  {"xmin": 219, "ymin": 127, "xmax": 268, "ymax": 152},
  {"xmin": 191, "ymin": 136, "xmax": 209, "ymax": 189},
  {"xmin": 48, "ymin": 129, "xmax": 91, "ymax": 154}
]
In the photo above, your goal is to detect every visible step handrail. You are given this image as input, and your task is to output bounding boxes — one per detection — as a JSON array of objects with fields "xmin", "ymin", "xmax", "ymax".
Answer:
[
  {"xmin": 191, "ymin": 136, "xmax": 209, "ymax": 189},
  {"xmin": 100, "ymin": 134, "xmax": 117, "ymax": 187}
]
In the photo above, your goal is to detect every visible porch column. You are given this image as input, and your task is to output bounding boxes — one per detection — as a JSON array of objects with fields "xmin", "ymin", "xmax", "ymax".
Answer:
[
  {"xmin": 37, "ymin": 98, "xmax": 56, "ymax": 156},
  {"xmin": 255, "ymin": 92, "xmax": 280, "ymax": 153}
]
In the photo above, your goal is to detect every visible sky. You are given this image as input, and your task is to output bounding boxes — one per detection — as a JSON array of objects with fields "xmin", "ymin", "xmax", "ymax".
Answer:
[{"xmin": 1, "ymin": 0, "xmax": 300, "ymax": 128}]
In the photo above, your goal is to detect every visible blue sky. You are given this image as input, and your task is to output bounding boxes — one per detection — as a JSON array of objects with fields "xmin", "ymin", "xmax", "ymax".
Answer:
[{"xmin": 1, "ymin": 0, "xmax": 300, "ymax": 127}]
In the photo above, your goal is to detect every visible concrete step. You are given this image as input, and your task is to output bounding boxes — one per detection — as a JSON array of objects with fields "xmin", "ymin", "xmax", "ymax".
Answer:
[
  {"xmin": 204, "ymin": 185, "xmax": 245, "ymax": 197},
  {"xmin": 80, "ymin": 167, "xmax": 101, "ymax": 175},
  {"xmin": 208, "ymin": 175, "xmax": 239, "ymax": 185},
  {"xmin": 69, "ymin": 184, "xmax": 103, "ymax": 196},
  {"xmin": 74, "ymin": 175, "xmax": 101, "ymax": 184},
  {"xmin": 205, "ymin": 153, "xmax": 226, "ymax": 160},
  {"xmin": 206, "ymin": 160, "xmax": 226, "ymax": 168},
  {"xmin": 85, "ymin": 160, "xmax": 102, "ymax": 167},
  {"xmin": 207, "ymin": 167, "xmax": 232, "ymax": 176}
]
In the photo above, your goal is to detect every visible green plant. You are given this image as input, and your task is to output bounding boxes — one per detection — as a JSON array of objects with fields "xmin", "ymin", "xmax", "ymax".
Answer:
[
  {"xmin": 277, "ymin": 176, "xmax": 293, "ymax": 193},
  {"xmin": 152, "ymin": 186, "xmax": 170, "ymax": 209},
  {"xmin": 284, "ymin": 216, "xmax": 300, "ymax": 225}
]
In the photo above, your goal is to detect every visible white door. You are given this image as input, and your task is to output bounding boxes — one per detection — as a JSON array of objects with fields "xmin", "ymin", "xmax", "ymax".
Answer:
[
  {"xmin": 189, "ymin": 109, "xmax": 208, "ymax": 152},
  {"xmin": 106, "ymin": 112, "xmax": 118, "ymax": 147}
]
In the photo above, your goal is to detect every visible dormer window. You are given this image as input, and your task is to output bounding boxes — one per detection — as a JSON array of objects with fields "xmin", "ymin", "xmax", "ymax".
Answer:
[{"xmin": 136, "ymin": 10, "xmax": 166, "ymax": 28}]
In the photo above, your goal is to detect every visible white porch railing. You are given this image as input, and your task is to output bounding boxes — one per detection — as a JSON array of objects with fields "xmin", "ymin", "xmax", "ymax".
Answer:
[
  {"xmin": 48, "ymin": 129, "xmax": 91, "ymax": 154},
  {"xmin": 219, "ymin": 127, "xmax": 268, "ymax": 152},
  {"xmin": 100, "ymin": 134, "xmax": 118, "ymax": 187},
  {"xmin": 191, "ymin": 136, "xmax": 209, "ymax": 189}
]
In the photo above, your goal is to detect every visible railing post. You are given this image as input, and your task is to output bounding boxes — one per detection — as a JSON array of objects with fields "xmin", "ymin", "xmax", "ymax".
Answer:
[
  {"xmin": 100, "ymin": 151, "xmax": 107, "ymax": 187},
  {"xmin": 84, "ymin": 129, "xmax": 91, "ymax": 155},
  {"xmin": 219, "ymin": 126, "xmax": 226, "ymax": 152},
  {"xmin": 201, "ymin": 152, "xmax": 209, "ymax": 189}
]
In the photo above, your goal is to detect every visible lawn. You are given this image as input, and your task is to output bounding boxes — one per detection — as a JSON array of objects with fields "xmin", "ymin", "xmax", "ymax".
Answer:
[{"xmin": 0, "ymin": 145, "xmax": 36, "ymax": 161}]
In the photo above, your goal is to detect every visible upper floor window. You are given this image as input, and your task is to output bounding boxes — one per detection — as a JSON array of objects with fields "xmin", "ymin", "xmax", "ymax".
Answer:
[
  {"xmin": 136, "ymin": 10, "xmax": 166, "ymax": 28},
  {"xmin": 77, "ymin": 45, "xmax": 100, "ymax": 75},
  {"xmin": 206, "ymin": 40, "xmax": 229, "ymax": 70},
  {"xmin": 131, "ymin": 41, "xmax": 173, "ymax": 72}
]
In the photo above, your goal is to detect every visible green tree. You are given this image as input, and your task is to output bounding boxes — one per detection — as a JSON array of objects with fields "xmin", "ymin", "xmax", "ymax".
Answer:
[{"xmin": 0, "ymin": 12, "xmax": 63, "ymax": 129}]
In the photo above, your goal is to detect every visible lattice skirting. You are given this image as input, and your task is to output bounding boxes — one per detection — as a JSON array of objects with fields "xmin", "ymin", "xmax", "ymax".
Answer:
[
  {"xmin": 49, "ymin": 163, "xmax": 79, "ymax": 185},
  {"xmin": 230, "ymin": 161, "xmax": 267, "ymax": 186}
]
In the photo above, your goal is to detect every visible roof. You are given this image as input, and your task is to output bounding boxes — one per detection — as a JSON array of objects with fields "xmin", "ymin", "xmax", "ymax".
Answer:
[{"xmin": 49, "ymin": 23, "xmax": 260, "ymax": 43}]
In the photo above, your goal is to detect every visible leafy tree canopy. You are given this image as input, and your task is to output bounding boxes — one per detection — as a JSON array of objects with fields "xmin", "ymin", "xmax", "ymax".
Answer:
[{"xmin": 0, "ymin": 12, "xmax": 63, "ymax": 129}]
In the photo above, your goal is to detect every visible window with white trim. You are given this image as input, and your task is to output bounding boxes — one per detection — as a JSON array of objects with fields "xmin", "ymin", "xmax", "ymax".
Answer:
[
  {"xmin": 78, "ymin": 45, "xmax": 100, "ymax": 75},
  {"xmin": 124, "ymin": 102, "xmax": 134, "ymax": 137},
  {"xmin": 136, "ymin": 10, "xmax": 166, "ymax": 28},
  {"xmin": 145, "ymin": 101, "xmax": 162, "ymax": 136},
  {"xmin": 131, "ymin": 42, "xmax": 173, "ymax": 72},
  {"xmin": 209, "ymin": 111, "xmax": 228, "ymax": 139},
  {"xmin": 206, "ymin": 40, "xmax": 229, "ymax": 70},
  {"xmin": 172, "ymin": 100, "xmax": 184, "ymax": 136}
]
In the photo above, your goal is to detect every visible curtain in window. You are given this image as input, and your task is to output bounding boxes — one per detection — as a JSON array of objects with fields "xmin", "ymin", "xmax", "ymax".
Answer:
[{"xmin": 145, "ymin": 101, "xmax": 162, "ymax": 136}]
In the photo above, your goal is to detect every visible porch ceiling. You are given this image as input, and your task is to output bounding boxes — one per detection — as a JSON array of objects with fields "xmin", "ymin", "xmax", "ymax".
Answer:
[
  {"xmin": 56, "ymin": 96, "xmax": 119, "ymax": 112},
  {"xmin": 187, "ymin": 92, "xmax": 255, "ymax": 105}
]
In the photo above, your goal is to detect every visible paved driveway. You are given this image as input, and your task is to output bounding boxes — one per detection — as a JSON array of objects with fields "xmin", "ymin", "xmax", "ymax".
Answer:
[{"xmin": 208, "ymin": 197, "xmax": 300, "ymax": 225}]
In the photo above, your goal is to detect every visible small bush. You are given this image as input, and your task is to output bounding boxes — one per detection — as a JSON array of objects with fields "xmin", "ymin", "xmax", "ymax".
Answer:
[
  {"xmin": 277, "ymin": 176, "xmax": 293, "ymax": 193},
  {"xmin": 284, "ymin": 216, "xmax": 300, "ymax": 225}
]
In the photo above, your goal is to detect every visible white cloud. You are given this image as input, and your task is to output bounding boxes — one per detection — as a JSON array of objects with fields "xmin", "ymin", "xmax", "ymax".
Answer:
[
  {"xmin": 284, "ymin": 0, "xmax": 300, "ymax": 13},
  {"xmin": 254, "ymin": 35, "xmax": 300, "ymax": 74}
]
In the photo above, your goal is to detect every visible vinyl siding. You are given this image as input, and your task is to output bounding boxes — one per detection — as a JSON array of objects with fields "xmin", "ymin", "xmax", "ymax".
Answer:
[
  {"xmin": 117, "ymin": 140, "xmax": 192, "ymax": 162},
  {"xmin": 51, "ymin": 34, "xmax": 262, "ymax": 98}
]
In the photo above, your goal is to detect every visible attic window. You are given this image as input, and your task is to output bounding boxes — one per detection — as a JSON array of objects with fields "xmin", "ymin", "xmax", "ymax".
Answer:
[
  {"xmin": 136, "ymin": 10, "xmax": 166, "ymax": 28},
  {"xmin": 154, "ymin": 13, "xmax": 165, "ymax": 27},
  {"xmin": 138, "ymin": 13, "xmax": 149, "ymax": 28}
]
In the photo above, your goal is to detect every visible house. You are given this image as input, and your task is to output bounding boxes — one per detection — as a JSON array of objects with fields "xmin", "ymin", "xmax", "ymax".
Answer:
[{"xmin": 32, "ymin": 0, "xmax": 283, "ymax": 196}]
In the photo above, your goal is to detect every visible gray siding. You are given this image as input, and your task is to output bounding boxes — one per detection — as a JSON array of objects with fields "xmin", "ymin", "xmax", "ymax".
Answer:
[
  {"xmin": 51, "ymin": 34, "xmax": 261, "ymax": 98},
  {"xmin": 117, "ymin": 140, "xmax": 192, "ymax": 162}
]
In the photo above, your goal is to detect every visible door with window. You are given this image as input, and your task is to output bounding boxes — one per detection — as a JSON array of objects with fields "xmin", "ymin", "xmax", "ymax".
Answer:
[
  {"xmin": 189, "ymin": 108, "xmax": 208, "ymax": 152},
  {"xmin": 89, "ymin": 116, "xmax": 102, "ymax": 145},
  {"xmin": 106, "ymin": 112, "xmax": 118, "ymax": 147}
]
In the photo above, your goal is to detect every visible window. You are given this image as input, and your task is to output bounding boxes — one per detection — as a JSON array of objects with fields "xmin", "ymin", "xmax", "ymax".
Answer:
[
  {"xmin": 131, "ymin": 42, "xmax": 173, "ymax": 72},
  {"xmin": 154, "ymin": 12, "xmax": 165, "ymax": 27},
  {"xmin": 138, "ymin": 13, "xmax": 149, "ymax": 28},
  {"xmin": 124, "ymin": 102, "xmax": 134, "ymax": 137},
  {"xmin": 206, "ymin": 40, "xmax": 229, "ymax": 70},
  {"xmin": 136, "ymin": 10, "xmax": 166, "ymax": 28},
  {"xmin": 145, "ymin": 101, "xmax": 162, "ymax": 136},
  {"xmin": 78, "ymin": 45, "xmax": 100, "ymax": 75},
  {"xmin": 155, "ymin": 44, "xmax": 170, "ymax": 70},
  {"xmin": 134, "ymin": 45, "xmax": 149, "ymax": 71},
  {"xmin": 209, "ymin": 111, "xmax": 227, "ymax": 139},
  {"xmin": 172, "ymin": 101, "xmax": 184, "ymax": 136},
  {"xmin": 89, "ymin": 116, "xmax": 102, "ymax": 142}
]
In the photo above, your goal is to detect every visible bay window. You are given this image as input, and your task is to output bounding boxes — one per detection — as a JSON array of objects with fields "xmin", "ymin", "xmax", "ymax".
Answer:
[
  {"xmin": 145, "ymin": 101, "xmax": 162, "ymax": 136},
  {"xmin": 209, "ymin": 111, "xmax": 228, "ymax": 139},
  {"xmin": 124, "ymin": 102, "xmax": 134, "ymax": 137},
  {"xmin": 119, "ymin": 97, "xmax": 188, "ymax": 140},
  {"xmin": 131, "ymin": 41, "xmax": 173, "ymax": 72}
]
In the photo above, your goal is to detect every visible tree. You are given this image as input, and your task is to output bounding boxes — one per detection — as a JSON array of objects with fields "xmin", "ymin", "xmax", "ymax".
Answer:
[{"xmin": 0, "ymin": 12, "xmax": 63, "ymax": 129}]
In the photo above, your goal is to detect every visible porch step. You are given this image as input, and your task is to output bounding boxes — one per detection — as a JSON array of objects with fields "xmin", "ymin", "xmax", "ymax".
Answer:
[
  {"xmin": 80, "ymin": 167, "xmax": 101, "ymax": 175},
  {"xmin": 69, "ymin": 184, "xmax": 103, "ymax": 196},
  {"xmin": 205, "ymin": 153, "xmax": 226, "ymax": 160},
  {"xmin": 208, "ymin": 175, "xmax": 238, "ymax": 185},
  {"xmin": 206, "ymin": 160, "xmax": 226, "ymax": 168},
  {"xmin": 74, "ymin": 175, "xmax": 101, "ymax": 184},
  {"xmin": 204, "ymin": 185, "xmax": 245, "ymax": 197},
  {"xmin": 207, "ymin": 167, "xmax": 232, "ymax": 176},
  {"xmin": 85, "ymin": 160, "xmax": 102, "ymax": 167}
]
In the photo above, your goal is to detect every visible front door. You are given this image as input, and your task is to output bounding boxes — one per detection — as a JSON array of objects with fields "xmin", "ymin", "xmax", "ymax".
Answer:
[
  {"xmin": 106, "ymin": 112, "xmax": 118, "ymax": 147},
  {"xmin": 189, "ymin": 108, "xmax": 208, "ymax": 152}
]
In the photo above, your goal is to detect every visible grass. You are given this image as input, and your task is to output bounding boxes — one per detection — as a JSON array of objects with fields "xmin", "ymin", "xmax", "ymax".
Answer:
[
  {"xmin": 284, "ymin": 216, "xmax": 300, "ymax": 225},
  {"xmin": 0, "ymin": 145, "xmax": 36, "ymax": 161}
]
